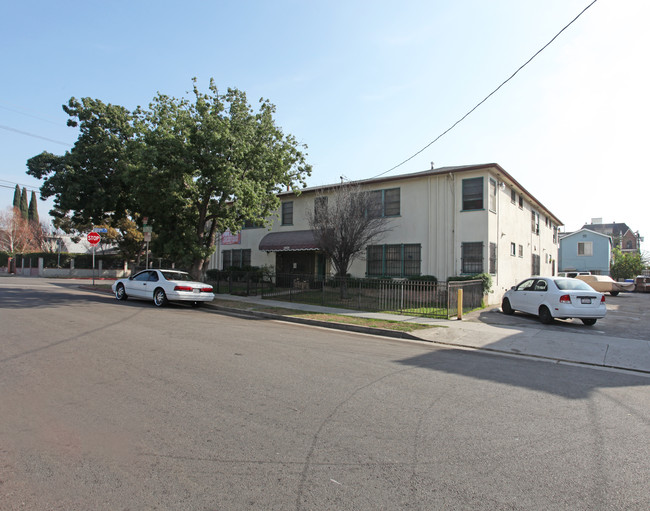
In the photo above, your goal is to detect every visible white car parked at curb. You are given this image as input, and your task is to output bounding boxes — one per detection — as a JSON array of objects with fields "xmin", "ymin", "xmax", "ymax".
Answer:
[
  {"xmin": 502, "ymin": 276, "xmax": 606, "ymax": 326},
  {"xmin": 112, "ymin": 269, "xmax": 215, "ymax": 307}
]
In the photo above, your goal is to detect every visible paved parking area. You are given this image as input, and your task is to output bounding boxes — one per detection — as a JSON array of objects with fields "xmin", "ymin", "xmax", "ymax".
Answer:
[{"xmin": 467, "ymin": 291, "xmax": 650, "ymax": 341}]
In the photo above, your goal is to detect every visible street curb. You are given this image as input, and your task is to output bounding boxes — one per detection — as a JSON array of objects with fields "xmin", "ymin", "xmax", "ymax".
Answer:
[{"xmin": 204, "ymin": 303, "xmax": 425, "ymax": 341}]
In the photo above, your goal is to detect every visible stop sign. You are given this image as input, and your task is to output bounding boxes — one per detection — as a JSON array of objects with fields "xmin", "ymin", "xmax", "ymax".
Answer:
[{"xmin": 87, "ymin": 232, "xmax": 101, "ymax": 246}]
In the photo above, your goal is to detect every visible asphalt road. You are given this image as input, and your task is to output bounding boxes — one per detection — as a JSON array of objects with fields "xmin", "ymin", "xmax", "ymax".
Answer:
[{"xmin": 1, "ymin": 278, "xmax": 649, "ymax": 510}]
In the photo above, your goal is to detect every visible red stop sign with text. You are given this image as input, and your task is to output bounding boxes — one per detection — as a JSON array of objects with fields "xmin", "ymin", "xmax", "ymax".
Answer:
[{"xmin": 87, "ymin": 232, "xmax": 101, "ymax": 246}]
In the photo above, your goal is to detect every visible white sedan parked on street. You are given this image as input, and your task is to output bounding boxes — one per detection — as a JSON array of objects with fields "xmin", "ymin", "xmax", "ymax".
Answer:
[
  {"xmin": 112, "ymin": 269, "xmax": 215, "ymax": 307},
  {"xmin": 502, "ymin": 276, "xmax": 606, "ymax": 326}
]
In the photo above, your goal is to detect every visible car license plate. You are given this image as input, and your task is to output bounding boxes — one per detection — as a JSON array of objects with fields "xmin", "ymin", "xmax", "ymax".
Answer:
[
  {"xmin": 581, "ymin": 297, "xmax": 591, "ymax": 304},
  {"xmin": 193, "ymin": 289, "xmax": 199, "ymax": 294}
]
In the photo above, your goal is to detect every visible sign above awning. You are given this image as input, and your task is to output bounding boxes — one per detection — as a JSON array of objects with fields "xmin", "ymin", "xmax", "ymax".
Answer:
[{"xmin": 259, "ymin": 230, "xmax": 319, "ymax": 251}]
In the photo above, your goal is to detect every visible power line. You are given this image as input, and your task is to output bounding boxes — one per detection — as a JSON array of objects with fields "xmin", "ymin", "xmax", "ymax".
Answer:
[
  {"xmin": 0, "ymin": 103, "xmax": 62, "ymax": 126},
  {"xmin": 0, "ymin": 179, "xmax": 41, "ymax": 191},
  {"xmin": 0, "ymin": 124, "xmax": 72, "ymax": 146},
  {"xmin": 371, "ymin": 0, "xmax": 599, "ymax": 180}
]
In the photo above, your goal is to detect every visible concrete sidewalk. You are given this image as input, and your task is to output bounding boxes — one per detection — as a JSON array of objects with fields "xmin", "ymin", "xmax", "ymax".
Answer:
[{"xmin": 207, "ymin": 294, "xmax": 650, "ymax": 375}]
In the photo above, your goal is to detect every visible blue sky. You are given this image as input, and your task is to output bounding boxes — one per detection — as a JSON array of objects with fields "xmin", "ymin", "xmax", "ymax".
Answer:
[{"xmin": 1, "ymin": 0, "xmax": 648, "ymax": 250}]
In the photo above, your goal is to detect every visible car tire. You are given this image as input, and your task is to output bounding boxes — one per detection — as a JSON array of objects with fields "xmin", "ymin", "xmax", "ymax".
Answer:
[
  {"xmin": 115, "ymin": 284, "xmax": 128, "ymax": 301},
  {"xmin": 153, "ymin": 288, "xmax": 168, "ymax": 307},
  {"xmin": 609, "ymin": 291, "xmax": 619, "ymax": 296},
  {"xmin": 539, "ymin": 306, "xmax": 554, "ymax": 325},
  {"xmin": 501, "ymin": 298, "xmax": 514, "ymax": 315},
  {"xmin": 581, "ymin": 318, "xmax": 597, "ymax": 326}
]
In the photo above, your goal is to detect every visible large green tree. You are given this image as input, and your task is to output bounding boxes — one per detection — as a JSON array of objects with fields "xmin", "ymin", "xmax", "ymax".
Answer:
[
  {"xmin": 610, "ymin": 247, "xmax": 646, "ymax": 280},
  {"xmin": 27, "ymin": 79, "xmax": 311, "ymax": 277}
]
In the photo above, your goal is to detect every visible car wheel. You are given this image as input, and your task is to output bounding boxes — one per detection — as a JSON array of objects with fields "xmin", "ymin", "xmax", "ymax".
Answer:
[
  {"xmin": 581, "ymin": 318, "xmax": 597, "ymax": 326},
  {"xmin": 115, "ymin": 284, "xmax": 128, "ymax": 301},
  {"xmin": 501, "ymin": 298, "xmax": 514, "ymax": 315},
  {"xmin": 153, "ymin": 288, "xmax": 168, "ymax": 307},
  {"xmin": 609, "ymin": 291, "xmax": 619, "ymax": 296},
  {"xmin": 539, "ymin": 306, "xmax": 554, "ymax": 325}
]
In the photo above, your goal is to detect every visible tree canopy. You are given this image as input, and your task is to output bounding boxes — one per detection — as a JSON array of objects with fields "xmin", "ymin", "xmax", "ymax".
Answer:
[
  {"xmin": 610, "ymin": 247, "xmax": 646, "ymax": 280},
  {"xmin": 27, "ymin": 79, "xmax": 312, "ymax": 276}
]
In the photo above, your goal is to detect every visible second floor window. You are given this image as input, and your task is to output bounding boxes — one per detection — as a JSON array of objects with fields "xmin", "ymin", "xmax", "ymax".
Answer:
[
  {"xmin": 489, "ymin": 179, "xmax": 497, "ymax": 212},
  {"xmin": 368, "ymin": 188, "xmax": 401, "ymax": 218},
  {"xmin": 531, "ymin": 210, "xmax": 539, "ymax": 234},
  {"xmin": 462, "ymin": 177, "xmax": 483, "ymax": 210},
  {"xmin": 282, "ymin": 201, "xmax": 293, "ymax": 225},
  {"xmin": 314, "ymin": 196, "xmax": 328, "ymax": 223}
]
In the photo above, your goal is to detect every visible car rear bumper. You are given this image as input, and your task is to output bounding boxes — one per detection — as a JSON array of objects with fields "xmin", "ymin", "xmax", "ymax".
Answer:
[
  {"xmin": 551, "ymin": 303, "xmax": 607, "ymax": 319},
  {"xmin": 166, "ymin": 291, "xmax": 215, "ymax": 302}
]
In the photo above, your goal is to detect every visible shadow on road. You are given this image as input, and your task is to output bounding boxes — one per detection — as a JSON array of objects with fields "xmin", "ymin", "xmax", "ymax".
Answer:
[{"xmin": 397, "ymin": 347, "xmax": 649, "ymax": 400}]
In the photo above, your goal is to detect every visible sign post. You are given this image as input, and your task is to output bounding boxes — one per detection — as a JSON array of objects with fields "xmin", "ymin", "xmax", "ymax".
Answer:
[
  {"xmin": 87, "ymin": 232, "xmax": 101, "ymax": 285},
  {"xmin": 143, "ymin": 225, "xmax": 152, "ymax": 268}
]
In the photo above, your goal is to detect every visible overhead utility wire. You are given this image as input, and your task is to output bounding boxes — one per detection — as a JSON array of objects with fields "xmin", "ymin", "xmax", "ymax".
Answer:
[
  {"xmin": 371, "ymin": 0, "xmax": 598, "ymax": 180},
  {"xmin": 0, "ymin": 124, "xmax": 71, "ymax": 146}
]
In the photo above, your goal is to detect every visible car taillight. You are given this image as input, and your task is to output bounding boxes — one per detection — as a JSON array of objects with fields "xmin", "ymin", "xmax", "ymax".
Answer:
[
  {"xmin": 601, "ymin": 295, "xmax": 606, "ymax": 303},
  {"xmin": 559, "ymin": 294, "xmax": 571, "ymax": 304},
  {"xmin": 174, "ymin": 285, "xmax": 193, "ymax": 291},
  {"xmin": 201, "ymin": 287, "xmax": 213, "ymax": 293}
]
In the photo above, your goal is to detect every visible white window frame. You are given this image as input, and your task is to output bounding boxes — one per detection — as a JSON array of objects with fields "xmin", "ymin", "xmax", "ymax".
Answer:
[{"xmin": 577, "ymin": 241, "xmax": 593, "ymax": 256}]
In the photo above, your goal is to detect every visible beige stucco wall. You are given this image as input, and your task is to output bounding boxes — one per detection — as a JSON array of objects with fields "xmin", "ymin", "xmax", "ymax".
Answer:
[{"xmin": 209, "ymin": 165, "xmax": 560, "ymax": 305}]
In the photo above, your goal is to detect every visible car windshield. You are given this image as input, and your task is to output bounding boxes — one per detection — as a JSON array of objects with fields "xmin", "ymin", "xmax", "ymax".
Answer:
[
  {"xmin": 553, "ymin": 278, "xmax": 594, "ymax": 291},
  {"xmin": 160, "ymin": 271, "xmax": 193, "ymax": 282}
]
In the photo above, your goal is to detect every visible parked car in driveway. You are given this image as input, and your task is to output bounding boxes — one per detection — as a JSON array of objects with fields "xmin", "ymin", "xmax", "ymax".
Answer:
[
  {"xmin": 112, "ymin": 269, "xmax": 215, "ymax": 307},
  {"xmin": 575, "ymin": 274, "xmax": 635, "ymax": 296},
  {"xmin": 502, "ymin": 276, "xmax": 606, "ymax": 326}
]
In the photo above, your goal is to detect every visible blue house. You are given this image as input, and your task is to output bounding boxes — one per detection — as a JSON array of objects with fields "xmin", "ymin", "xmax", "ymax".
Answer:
[{"xmin": 559, "ymin": 228, "xmax": 612, "ymax": 275}]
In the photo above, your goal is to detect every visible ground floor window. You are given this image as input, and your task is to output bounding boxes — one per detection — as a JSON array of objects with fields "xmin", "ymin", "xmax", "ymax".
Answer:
[
  {"xmin": 531, "ymin": 253, "xmax": 540, "ymax": 275},
  {"xmin": 489, "ymin": 242, "xmax": 497, "ymax": 274},
  {"xmin": 461, "ymin": 242, "xmax": 483, "ymax": 274},
  {"xmin": 222, "ymin": 249, "xmax": 251, "ymax": 269},
  {"xmin": 366, "ymin": 244, "xmax": 421, "ymax": 277}
]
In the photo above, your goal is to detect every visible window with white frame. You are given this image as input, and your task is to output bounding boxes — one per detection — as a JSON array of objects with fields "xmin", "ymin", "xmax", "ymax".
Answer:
[{"xmin": 577, "ymin": 241, "xmax": 593, "ymax": 256}]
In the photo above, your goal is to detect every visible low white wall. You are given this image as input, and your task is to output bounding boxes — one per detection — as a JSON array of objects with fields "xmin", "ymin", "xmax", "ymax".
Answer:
[{"xmin": 40, "ymin": 268, "xmax": 130, "ymax": 279}]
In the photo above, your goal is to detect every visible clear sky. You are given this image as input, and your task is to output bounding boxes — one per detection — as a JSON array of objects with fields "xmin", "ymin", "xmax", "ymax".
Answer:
[{"xmin": 1, "ymin": 0, "xmax": 648, "ymax": 251}]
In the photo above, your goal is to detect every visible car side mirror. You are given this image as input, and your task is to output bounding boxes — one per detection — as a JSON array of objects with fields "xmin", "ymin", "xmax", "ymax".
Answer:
[
  {"xmin": 129, "ymin": 276, "xmax": 134, "ymax": 280},
  {"xmin": 510, "ymin": 286, "xmax": 516, "ymax": 290}
]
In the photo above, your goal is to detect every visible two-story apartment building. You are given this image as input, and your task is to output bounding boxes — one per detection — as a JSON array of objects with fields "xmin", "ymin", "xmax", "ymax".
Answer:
[{"xmin": 209, "ymin": 163, "xmax": 562, "ymax": 304}]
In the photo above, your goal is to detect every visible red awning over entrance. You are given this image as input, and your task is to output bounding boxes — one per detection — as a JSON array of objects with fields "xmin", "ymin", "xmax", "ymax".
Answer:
[{"xmin": 259, "ymin": 230, "xmax": 319, "ymax": 251}]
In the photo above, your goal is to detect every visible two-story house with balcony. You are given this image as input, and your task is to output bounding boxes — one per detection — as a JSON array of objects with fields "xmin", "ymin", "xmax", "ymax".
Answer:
[{"xmin": 209, "ymin": 163, "xmax": 562, "ymax": 304}]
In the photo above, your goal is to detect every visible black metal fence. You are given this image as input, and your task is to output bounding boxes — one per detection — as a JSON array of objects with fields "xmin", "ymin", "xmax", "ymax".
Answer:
[
  {"xmin": 206, "ymin": 270, "xmax": 275, "ymax": 296},
  {"xmin": 209, "ymin": 271, "xmax": 484, "ymax": 319}
]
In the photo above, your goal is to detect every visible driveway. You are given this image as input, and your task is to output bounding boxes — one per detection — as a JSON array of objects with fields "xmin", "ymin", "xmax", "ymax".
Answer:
[{"xmin": 468, "ymin": 291, "xmax": 650, "ymax": 341}]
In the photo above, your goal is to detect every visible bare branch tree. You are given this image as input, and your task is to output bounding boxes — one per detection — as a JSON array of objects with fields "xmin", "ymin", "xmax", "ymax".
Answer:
[
  {"xmin": 0, "ymin": 207, "xmax": 46, "ymax": 254},
  {"xmin": 306, "ymin": 182, "xmax": 393, "ymax": 277}
]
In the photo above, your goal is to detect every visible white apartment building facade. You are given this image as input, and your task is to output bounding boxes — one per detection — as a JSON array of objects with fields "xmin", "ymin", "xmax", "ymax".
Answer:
[{"xmin": 209, "ymin": 163, "xmax": 562, "ymax": 304}]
